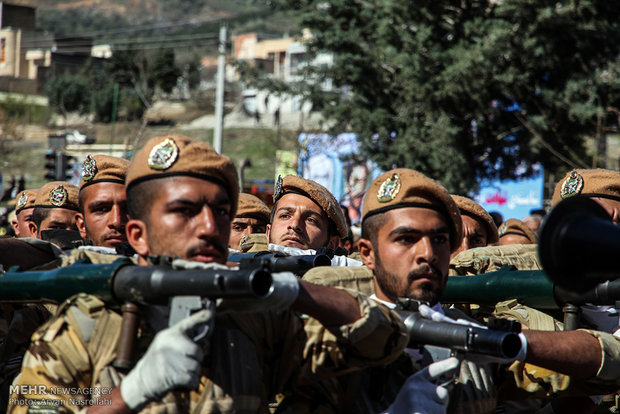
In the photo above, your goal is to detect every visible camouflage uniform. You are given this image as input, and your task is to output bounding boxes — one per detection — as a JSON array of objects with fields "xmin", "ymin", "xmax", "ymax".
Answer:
[
  {"xmin": 449, "ymin": 244, "xmax": 541, "ymax": 276},
  {"xmin": 8, "ymin": 282, "xmax": 407, "ymax": 413},
  {"xmin": 0, "ymin": 246, "xmax": 136, "ymax": 409},
  {"xmin": 449, "ymin": 243, "xmax": 620, "ymax": 413},
  {"xmin": 239, "ymin": 234, "xmax": 269, "ymax": 253},
  {"xmin": 288, "ymin": 265, "xmax": 620, "ymax": 414}
]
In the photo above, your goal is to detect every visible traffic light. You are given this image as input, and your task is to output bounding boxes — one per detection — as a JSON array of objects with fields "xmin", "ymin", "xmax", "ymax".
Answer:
[
  {"xmin": 61, "ymin": 154, "xmax": 76, "ymax": 181},
  {"xmin": 44, "ymin": 150, "xmax": 58, "ymax": 181},
  {"xmin": 44, "ymin": 151, "xmax": 75, "ymax": 181}
]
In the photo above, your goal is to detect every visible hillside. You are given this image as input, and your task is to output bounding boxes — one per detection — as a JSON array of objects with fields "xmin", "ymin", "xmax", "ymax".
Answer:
[{"xmin": 8, "ymin": 0, "xmax": 298, "ymax": 37}]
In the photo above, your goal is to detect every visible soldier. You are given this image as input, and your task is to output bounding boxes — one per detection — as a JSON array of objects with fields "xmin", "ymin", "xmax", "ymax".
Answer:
[
  {"xmin": 75, "ymin": 155, "xmax": 130, "ymax": 249},
  {"xmin": 523, "ymin": 210, "xmax": 545, "ymax": 235},
  {"xmin": 10, "ymin": 190, "xmax": 37, "ymax": 238},
  {"xmin": 266, "ymin": 175, "xmax": 347, "ymax": 251},
  {"xmin": 229, "ymin": 193, "xmax": 270, "ymax": 251},
  {"xmin": 552, "ymin": 168, "xmax": 620, "ymax": 223},
  {"xmin": 26, "ymin": 182, "xmax": 79, "ymax": 238},
  {"xmin": 296, "ymin": 168, "xmax": 620, "ymax": 414},
  {"xmin": 450, "ymin": 195, "xmax": 498, "ymax": 259},
  {"xmin": 9, "ymin": 135, "xmax": 407, "ymax": 413},
  {"xmin": 497, "ymin": 218, "xmax": 537, "ymax": 246},
  {"xmin": 261, "ymin": 175, "xmax": 362, "ymax": 266}
]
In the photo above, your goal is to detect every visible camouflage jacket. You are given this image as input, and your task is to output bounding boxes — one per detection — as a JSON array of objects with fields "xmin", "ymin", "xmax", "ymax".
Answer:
[
  {"xmin": 8, "ymin": 282, "xmax": 407, "ymax": 413},
  {"xmin": 292, "ymin": 265, "xmax": 620, "ymax": 414}
]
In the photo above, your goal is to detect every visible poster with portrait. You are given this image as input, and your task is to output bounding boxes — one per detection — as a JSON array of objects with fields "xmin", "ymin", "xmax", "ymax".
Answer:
[{"xmin": 298, "ymin": 133, "xmax": 382, "ymax": 226}]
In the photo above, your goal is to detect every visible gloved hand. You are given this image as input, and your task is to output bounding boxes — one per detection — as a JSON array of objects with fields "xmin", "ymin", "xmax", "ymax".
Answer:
[
  {"xmin": 418, "ymin": 304, "xmax": 528, "ymax": 363},
  {"xmin": 386, "ymin": 356, "xmax": 460, "ymax": 414},
  {"xmin": 120, "ymin": 308, "xmax": 214, "ymax": 410}
]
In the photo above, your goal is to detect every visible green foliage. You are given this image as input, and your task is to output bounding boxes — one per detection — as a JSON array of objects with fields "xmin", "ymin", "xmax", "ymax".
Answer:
[
  {"xmin": 150, "ymin": 49, "xmax": 181, "ymax": 94},
  {"xmin": 265, "ymin": 0, "xmax": 620, "ymax": 193},
  {"xmin": 0, "ymin": 97, "xmax": 48, "ymax": 124},
  {"xmin": 44, "ymin": 72, "xmax": 91, "ymax": 116},
  {"xmin": 44, "ymin": 47, "xmax": 189, "ymax": 122},
  {"xmin": 36, "ymin": 7, "xmax": 130, "ymax": 35}
]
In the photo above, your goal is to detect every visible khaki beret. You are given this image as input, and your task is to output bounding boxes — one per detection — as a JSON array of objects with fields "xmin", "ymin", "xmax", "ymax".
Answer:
[
  {"xmin": 33, "ymin": 181, "xmax": 79, "ymax": 211},
  {"xmin": 80, "ymin": 154, "xmax": 129, "ymax": 190},
  {"xmin": 236, "ymin": 193, "xmax": 270, "ymax": 222},
  {"xmin": 451, "ymin": 195, "xmax": 499, "ymax": 244},
  {"xmin": 552, "ymin": 169, "xmax": 620, "ymax": 206},
  {"xmin": 498, "ymin": 218, "xmax": 537, "ymax": 244},
  {"xmin": 14, "ymin": 189, "xmax": 38, "ymax": 214},
  {"xmin": 126, "ymin": 135, "xmax": 239, "ymax": 216},
  {"xmin": 362, "ymin": 169, "xmax": 463, "ymax": 252},
  {"xmin": 274, "ymin": 175, "xmax": 348, "ymax": 238}
]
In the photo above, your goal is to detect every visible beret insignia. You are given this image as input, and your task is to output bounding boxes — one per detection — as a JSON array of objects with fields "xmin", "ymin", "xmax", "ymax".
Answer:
[
  {"xmin": 81, "ymin": 154, "xmax": 97, "ymax": 181},
  {"xmin": 148, "ymin": 137, "xmax": 179, "ymax": 170},
  {"xmin": 560, "ymin": 170, "xmax": 584, "ymax": 199},
  {"xmin": 49, "ymin": 185, "xmax": 68, "ymax": 207},
  {"xmin": 17, "ymin": 192, "xmax": 28, "ymax": 209},
  {"xmin": 377, "ymin": 173, "xmax": 401, "ymax": 203},
  {"xmin": 274, "ymin": 175, "xmax": 283, "ymax": 201},
  {"xmin": 498, "ymin": 222, "xmax": 507, "ymax": 237}
]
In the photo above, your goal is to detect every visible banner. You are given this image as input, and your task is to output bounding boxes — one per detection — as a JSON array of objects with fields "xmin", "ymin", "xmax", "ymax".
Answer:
[
  {"xmin": 473, "ymin": 165, "xmax": 544, "ymax": 221},
  {"xmin": 298, "ymin": 133, "xmax": 381, "ymax": 225}
]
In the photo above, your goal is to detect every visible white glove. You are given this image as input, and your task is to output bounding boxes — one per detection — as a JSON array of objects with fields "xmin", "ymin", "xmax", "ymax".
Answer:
[
  {"xmin": 418, "ymin": 305, "xmax": 528, "ymax": 363},
  {"xmin": 120, "ymin": 308, "xmax": 213, "ymax": 410},
  {"xmin": 386, "ymin": 356, "xmax": 460, "ymax": 414}
]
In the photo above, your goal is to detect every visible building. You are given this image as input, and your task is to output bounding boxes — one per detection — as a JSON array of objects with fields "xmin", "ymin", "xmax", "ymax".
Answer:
[
  {"xmin": 0, "ymin": 2, "xmax": 103, "ymax": 95},
  {"xmin": 230, "ymin": 30, "xmax": 333, "ymax": 118}
]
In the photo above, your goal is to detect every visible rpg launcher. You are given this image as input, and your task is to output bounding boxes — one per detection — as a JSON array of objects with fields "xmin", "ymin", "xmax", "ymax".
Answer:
[
  {"xmin": 395, "ymin": 299, "xmax": 522, "ymax": 363},
  {"xmin": 442, "ymin": 196, "xmax": 620, "ymax": 330},
  {"xmin": 0, "ymin": 257, "xmax": 274, "ymax": 369},
  {"xmin": 0, "ymin": 258, "xmax": 272, "ymax": 304},
  {"xmin": 539, "ymin": 195, "xmax": 620, "ymax": 292},
  {"xmin": 228, "ymin": 252, "xmax": 331, "ymax": 276},
  {"xmin": 443, "ymin": 267, "xmax": 620, "ymax": 311}
]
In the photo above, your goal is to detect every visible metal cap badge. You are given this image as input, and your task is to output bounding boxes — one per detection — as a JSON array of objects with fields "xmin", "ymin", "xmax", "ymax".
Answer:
[
  {"xmin": 273, "ymin": 175, "xmax": 283, "ymax": 201},
  {"xmin": 17, "ymin": 191, "xmax": 28, "ymax": 210},
  {"xmin": 560, "ymin": 170, "xmax": 584, "ymax": 199},
  {"xmin": 17, "ymin": 192, "xmax": 28, "ymax": 209},
  {"xmin": 377, "ymin": 173, "xmax": 401, "ymax": 202},
  {"xmin": 49, "ymin": 184, "xmax": 68, "ymax": 207},
  {"xmin": 148, "ymin": 137, "xmax": 179, "ymax": 170},
  {"xmin": 498, "ymin": 221, "xmax": 508, "ymax": 237},
  {"xmin": 81, "ymin": 154, "xmax": 97, "ymax": 181}
]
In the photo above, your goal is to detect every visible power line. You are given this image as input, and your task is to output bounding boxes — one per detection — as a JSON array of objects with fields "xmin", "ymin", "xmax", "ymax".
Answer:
[
  {"xmin": 17, "ymin": 32, "xmax": 221, "ymax": 48},
  {"xmin": 50, "ymin": 15, "xmax": 226, "ymax": 40}
]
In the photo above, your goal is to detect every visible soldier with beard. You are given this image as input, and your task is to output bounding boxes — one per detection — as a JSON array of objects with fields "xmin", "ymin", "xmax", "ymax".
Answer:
[
  {"xmin": 9, "ymin": 135, "xmax": 407, "ymax": 413},
  {"xmin": 287, "ymin": 168, "xmax": 620, "ymax": 414}
]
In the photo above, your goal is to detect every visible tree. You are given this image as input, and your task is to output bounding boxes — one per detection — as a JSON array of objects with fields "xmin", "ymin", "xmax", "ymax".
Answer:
[
  {"xmin": 265, "ymin": 0, "xmax": 620, "ymax": 193},
  {"xmin": 150, "ymin": 49, "xmax": 182, "ymax": 94},
  {"xmin": 45, "ymin": 72, "xmax": 91, "ymax": 122}
]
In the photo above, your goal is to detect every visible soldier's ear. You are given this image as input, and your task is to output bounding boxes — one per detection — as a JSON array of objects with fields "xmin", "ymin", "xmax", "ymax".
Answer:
[
  {"xmin": 358, "ymin": 238, "xmax": 375, "ymax": 270},
  {"xmin": 126, "ymin": 219, "xmax": 149, "ymax": 258},
  {"xmin": 75, "ymin": 212, "xmax": 87, "ymax": 239},
  {"xmin": 265, "ymin": 223, "xmax": 271, "ymax": 242},
  {"xmin": 27, "ymin": 221, "xmax": 38, "ymax": 239}
]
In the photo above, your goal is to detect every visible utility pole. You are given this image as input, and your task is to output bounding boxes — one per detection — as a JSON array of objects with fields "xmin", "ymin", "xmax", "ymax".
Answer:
[{"xmin": 213, "ymin": 24, "xmax": 226, "ymax": 154}]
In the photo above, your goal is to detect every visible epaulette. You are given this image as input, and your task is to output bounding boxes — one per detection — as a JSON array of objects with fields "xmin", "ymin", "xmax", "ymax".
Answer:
[
  {"xmin": 449, "ymin": 244, "xmax": 541, "ymax": 276},
  {"xmin": 35, "ymin": 294, "xmax": 104, "ymax": 343},
  {"xmin": 303, "ymin": 265, "xmax": 375, "ymax": 296},
  {"xmin": 240, "ymin": 233, "xmax": 268, "ymax": 253}
]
